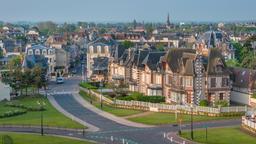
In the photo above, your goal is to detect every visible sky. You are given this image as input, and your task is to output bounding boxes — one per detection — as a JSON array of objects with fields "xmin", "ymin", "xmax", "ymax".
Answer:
[{"xmin": 0, "ymin": 0, "xmax": 255, "ymax": 23}]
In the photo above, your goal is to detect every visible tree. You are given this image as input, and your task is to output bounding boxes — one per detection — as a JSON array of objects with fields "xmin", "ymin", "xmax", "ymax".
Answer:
[
  {"xmin": 156, "ymin": 43, "xmax": 165, "ymax": 51},
  {"xmin": 37, "ymin": 21, "xmax": 57, "ymax": 36},
  {"xmin": 32, "ymin": 65, "xmax": 43, "ymax": 94},
  {"xmin": 199, "ymin": 100, "xmax": 208, "ymax": 107},
  {"xmin": 121, "ymin": 40, "xmax": 134, "ymax": 49},
  {"xmin": 0, "ymin": 49, "xmax": 3, "ymax": 58},
  {"xmin": 226, "ymin": 59, "xmax": 239, "ymax": 67},
  {"xmin": 22, "ymin": 68, "xmax": 33, "ymax": 96}
]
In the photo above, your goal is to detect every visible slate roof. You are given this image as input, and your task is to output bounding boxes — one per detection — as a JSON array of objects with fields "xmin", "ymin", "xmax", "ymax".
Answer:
[
  {"xmin": 128, "ymin": 49, "xmax": 149, "ymax": 69},
  {"xmin": 142, "ymin": 52, "xmax": 166, "ymax": 71},
  {"xmin": 112, "ymin": 45, "xmax": 126, "ymax": 62},
  {"xmin": 92, "ymin": 57, "xmax": 109, "ymax": 71},
  {"xmin": 206, "ymin": 48, "xmax": 230, "ymax": 75},
  {"xmin": 166, "ymin": 48, "xmax": 196, "ymax": 74},
  {"xmin": 89, "ymin": 37, "xmax": 116, "ymax": 46},
  {"xmin": 23, "ymin": 55, "xmax": 48, "ymax": 69}
]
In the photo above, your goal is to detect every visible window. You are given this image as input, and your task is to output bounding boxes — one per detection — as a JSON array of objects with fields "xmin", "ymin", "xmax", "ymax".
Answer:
[
  {"xmin": 211, "ymin": 78, "xmax": 216, "ymax": 88},
  {"xmin": 222, "ymin": 78, "xmax": 228, "ymax": 87},
  {"xmin": 219, "ymin": 93, "xmax": 224, "ymax": 100},
  {"xmin": 180, "ymin": 77, "xmax": 183, "ymax": 86},
  {"xmin": 97, "ymin": 46, "xmax": 101, "ymax": 53},
  {"xmin": 216, "ymin": 65, "xmax": 222, "ymax": 72},
  {"xmin": 28, "ymin": 49, "xmax": 33, "ymax": 55},
  {"xmin": 35, "ymin": 49, "xmax": 40, "ymax": 55},
  {"xmin": 48, "ymin": 50, "xmax": 52, "ymax": 55},
  {"xmin": 104, "ymin": 46, "xmax": 109, "ymax": 53},
  {"xmin": 42, "ymin": 49, "xmax": 47, "ymax": 55}
]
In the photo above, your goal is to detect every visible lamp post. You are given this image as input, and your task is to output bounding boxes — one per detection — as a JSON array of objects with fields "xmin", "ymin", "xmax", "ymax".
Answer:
[
  {"xmin": 190, "ymin": 105, "xmax": 194, "ymax": 140},
  {"xmin": 37, "ymin": 100, "xmax": 46, "ymax": 136},
  {"xmin": 100, "ymin": 81, "xmax": 103, "ymax": 109}
]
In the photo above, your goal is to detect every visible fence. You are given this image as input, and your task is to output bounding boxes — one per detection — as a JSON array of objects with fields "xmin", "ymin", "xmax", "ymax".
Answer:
[
  {"xmin": 242, "ymin": 116, "xmax": 256, "ymax": 134},
  {"xmin": 80, "ymin": 87, "xmax": 252, "ymax": 116}
]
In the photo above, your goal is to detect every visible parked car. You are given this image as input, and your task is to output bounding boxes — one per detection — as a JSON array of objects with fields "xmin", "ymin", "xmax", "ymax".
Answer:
[{"xmin": 56, "ymin": 77, "xmax": 64, "ymax": 84}]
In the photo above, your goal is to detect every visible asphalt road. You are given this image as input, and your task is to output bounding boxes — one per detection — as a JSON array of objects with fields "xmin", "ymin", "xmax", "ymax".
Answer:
[
  {"xmin": 51, "ymin": 93, "xmax": 240, "ymax": 144},
  {"xmin": 0, "ymin": 75, "xmax": 241, "ymax": 144}
]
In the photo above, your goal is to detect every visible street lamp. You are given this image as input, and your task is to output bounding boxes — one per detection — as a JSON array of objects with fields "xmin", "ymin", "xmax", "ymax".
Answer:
[
  {"xmin": 100, "ymin": 81, "xmax": 103, "ymax": 109},
  {"xmin": 190, "ymin": 105, "xmax": 194, "ymax": 140},
  {"xmin": 37, "ymin": 100, "xmax": 46, "ymax": 136}
]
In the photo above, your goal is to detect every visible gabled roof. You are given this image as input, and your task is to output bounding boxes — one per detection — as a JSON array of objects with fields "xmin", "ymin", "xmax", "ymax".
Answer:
[
  {"xmin": 92, "ymin": 57, "xmax": 109, "ymax": 71},
  {"xmin": 142, "ymin": 52, "xmax": 166, "ymax": 71},
  {"xmin": 206, "ymin": 48, "xmax": 230, "ymax": 75},
  {"xmin": 89, "ymin": 37, "xmax": 116, "ymax": 46},
  {"xmin": 112, "ymin": 45, "xmax": 126, "ymax": 62},
  {"xmin": 166, "ymin": 48, "xmax": 196, "ymax": 73},
  {"xmin": 125, "ymin": 49, "xmax": 149, "ymax": 68}
]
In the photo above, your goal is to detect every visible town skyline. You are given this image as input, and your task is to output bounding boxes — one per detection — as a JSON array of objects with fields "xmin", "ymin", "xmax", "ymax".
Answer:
[{"xmin": 0, "ymin": 0, "xmax": 256, "ymax": 23}]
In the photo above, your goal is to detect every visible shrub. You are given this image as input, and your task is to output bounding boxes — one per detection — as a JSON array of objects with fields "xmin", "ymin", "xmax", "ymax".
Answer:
[
  {"xmin": 5, "ymin": 102, "xmax": 46, "ymax": 111},
  {"xmin": 215, "ymin": 100, "xmax": 228, "ymax": 107},
  {"xmin": 0, "ymin": 110, "xmax": 27, "ymax": 119},
  {"xmin": 118, "ymin": 92, "xmax": 165, "ymax": 103},
  {"xmin": 199, "ymin": 100, "xmax": 208, "ymax": 107},
  {"xmin": 137, "ymin": 96, "xmax": 165, "ymax": 103},
  {"xmin": 79, "ymin": 82, "xmax": 98, "ymax": 89}
]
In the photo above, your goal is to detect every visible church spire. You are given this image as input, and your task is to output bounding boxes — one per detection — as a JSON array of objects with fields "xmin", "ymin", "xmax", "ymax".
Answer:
[{"xmin": 167, "ymin": 13, "xmax": 171, "ymax": 27}]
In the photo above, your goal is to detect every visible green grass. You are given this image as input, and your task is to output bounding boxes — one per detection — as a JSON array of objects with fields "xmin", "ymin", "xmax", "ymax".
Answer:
[
  {"xmin": 79, "ymin": 82, "xmax": 97, "ymax": 89},
  {"xmin": 128, "ymin": 112, "xmax": 239, "ymax": 125},
  {"xmin": 79, "ymin": 91, "xmax": 143, "ymax": 117},
  {"xmin": 0, "ymin": 96, "xmax": 84, "ymax": 129},
  {"xmin": 0, "ymin": 132, "xmax": 94, "ymax": 144},
  {"xmin": 181, "ymin": 127, "xmax": 256, "ymax": 144}
]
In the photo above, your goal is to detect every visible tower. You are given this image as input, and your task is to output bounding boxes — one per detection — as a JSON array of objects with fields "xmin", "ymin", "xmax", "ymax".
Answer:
[
  {"xmin": 133, "ymin": 19, "xmax": 137, "ymax": 29},
  {"xmin": 166, "ymin": 13, "xmax": 171, "ymax": 28}
]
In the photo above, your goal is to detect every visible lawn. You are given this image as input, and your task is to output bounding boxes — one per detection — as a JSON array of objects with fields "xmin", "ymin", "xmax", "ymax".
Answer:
[
  {"xmin": 181, "ymin": 127, "xmax": 256, "ymax": 144},
  {"xmin": 128, "ymin": 112, "xmax": 239, "ymax": 125},
  {"xmin": 0, "ymin": 96, "xmax": 84, "ymax": 129},
  {"xmin": 0, "ymin": 132, "xmax": 94, "ymax": 144},
  {"xmin": 79, "ymin": 90, "xmax": 143, "ymax": 117}
]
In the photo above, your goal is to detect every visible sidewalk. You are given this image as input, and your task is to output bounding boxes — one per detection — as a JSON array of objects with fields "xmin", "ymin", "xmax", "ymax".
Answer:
[
  {"xmin": 48, "ymin": 95, "xmax": 100, "ymax": 132},
  {"xmin": 72, "ymin": 93, "xmax": 154, "ymax": 128}
]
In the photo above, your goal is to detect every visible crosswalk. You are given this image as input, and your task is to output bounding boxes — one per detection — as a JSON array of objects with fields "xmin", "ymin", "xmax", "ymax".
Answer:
[{"xmin": 39, "ymin": 91, "xmax": 79, "ymax": 96}]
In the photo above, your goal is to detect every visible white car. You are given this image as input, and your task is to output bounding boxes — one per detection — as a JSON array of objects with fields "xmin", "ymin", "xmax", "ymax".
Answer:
[{"xmin": 56, "ymin": 77, "xmax": 64, "ymax": 84}]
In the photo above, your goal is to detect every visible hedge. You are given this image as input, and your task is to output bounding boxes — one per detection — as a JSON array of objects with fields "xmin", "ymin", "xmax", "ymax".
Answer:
[
  {"xmin": 5, "ymin": 103, "xmax": 46, "ymax": 111},
  {"xmin": 79, "ymin": 82, "xmax": 98, "ymax": 89},
  {"xmin": 118, "ymin": 92, "xmax": 165, "ymax": 103},
  {"xmin": 0, "ymin": 110, "xmax": 27, "ymax": 118}
]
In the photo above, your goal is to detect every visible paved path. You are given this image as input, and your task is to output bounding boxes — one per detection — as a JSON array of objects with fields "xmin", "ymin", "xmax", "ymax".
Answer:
[
  {"xmin": 123, "ymin": 111, "xmax": 153, "ymax": 119},
  {"xmin": 48, "ymin": 94, "xmax": 99, "ymax": 132},
  {"xmin": 72, "ymin": 93, "xmax": 153, "ymax": 128}
]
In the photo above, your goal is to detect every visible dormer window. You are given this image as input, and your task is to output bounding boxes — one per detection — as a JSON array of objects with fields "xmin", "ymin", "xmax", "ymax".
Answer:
[
  {"xmin": 35, "ymin": 49, "xmax": 40, "ymax": 55},
  {"xmin": 215, "ymin": 58, "xmax": 224, "ymax": 73},
  {"xmin": 97, "ymin": 46, "xmax": 101, "ymax": 53},
  {"xmin": 48, "ymin": 49, "xmax": 52, "ymax": 55},
  {"xmin": 28, "ymin": 49, "xmax": 33, "ymax": 55},
  {"xmin": 104, "ymin": 46, "xmax": 109, "ymax": 53},
  {"xmin": 42, "ymin": 49, "xmax": 47, "ymax": 55}
]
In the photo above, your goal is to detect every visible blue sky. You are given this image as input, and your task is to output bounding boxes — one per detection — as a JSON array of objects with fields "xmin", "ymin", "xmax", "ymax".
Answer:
[{"xmin": 0, "ymin": 0, "xmax": 255, "ymax": 22}]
